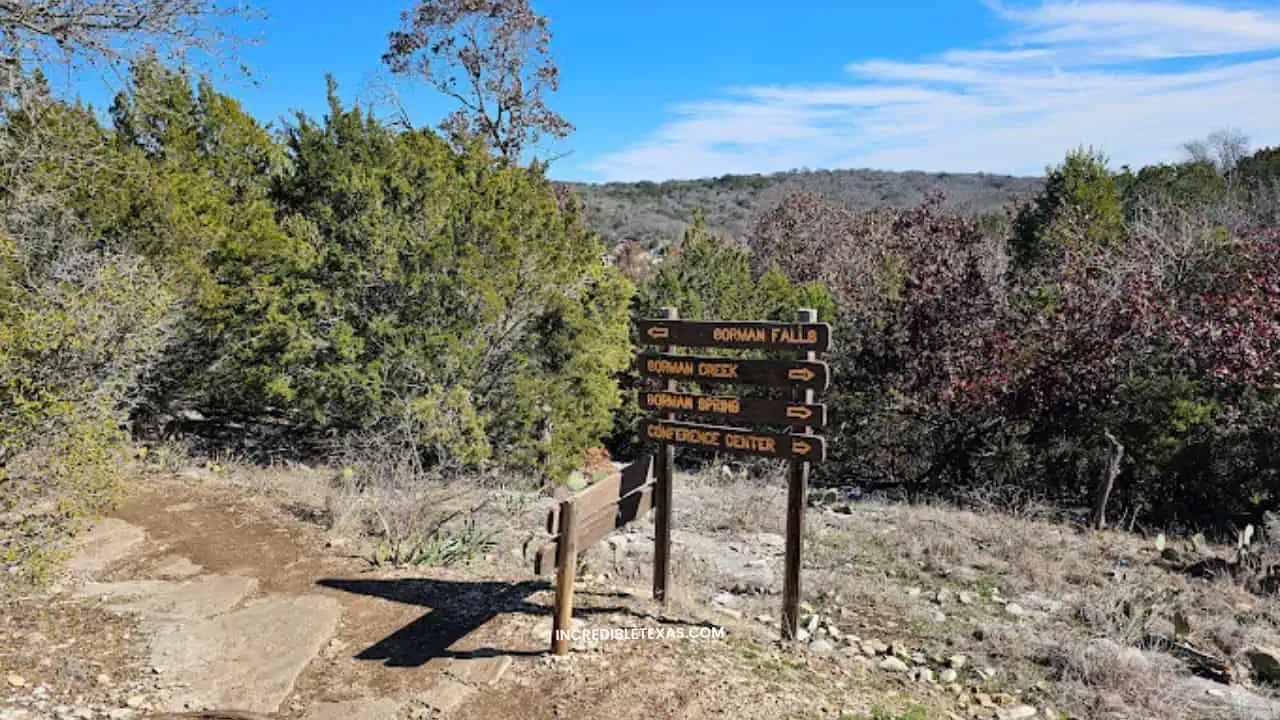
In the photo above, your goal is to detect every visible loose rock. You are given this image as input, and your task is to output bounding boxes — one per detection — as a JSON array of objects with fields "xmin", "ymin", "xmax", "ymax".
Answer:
[
  {"xmin": 808, "ymin": 639, "xmax": 835, "ymax": 656},
  {"xmin": 712, "ymin": 592, "xmax": 739, "ymax": 607},
  {"xmin": 1247, "ymin": 646, "xmax": 1280, "ymax": 684},
  {"xmin": 879, "ymin": 657, "xmax": 910, "ymax": 673}
]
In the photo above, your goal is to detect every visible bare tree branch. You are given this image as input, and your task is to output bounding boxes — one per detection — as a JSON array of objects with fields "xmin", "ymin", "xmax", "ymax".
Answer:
[
  {"xmin": 382, "ymin": 0, "xmax": 572, "ymax": 163},
  {"xmin": 1, "ymin": 0, "xmax": 262, "ymax": 98},
  {"xmin": 1183, "ymin": 127, "xmax": 1251, "ymax": 174}
]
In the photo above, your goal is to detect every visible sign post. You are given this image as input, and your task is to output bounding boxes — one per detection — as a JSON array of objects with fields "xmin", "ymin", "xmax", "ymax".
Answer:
[
  {"xmin": 782, "ymin": 308, "xmax": 817, "ymax": 641},
  {"xmin": 551, "ymin": 498, "xmax": 577, "ymax": 655},
  {"xmin": 654, "ymin": 306, "xmax": 677, "ymax": 605}
]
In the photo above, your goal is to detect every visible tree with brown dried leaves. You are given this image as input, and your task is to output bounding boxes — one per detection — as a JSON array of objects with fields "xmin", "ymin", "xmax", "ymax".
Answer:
[{"xmin": 383, "ymin": 0, "xmax": 572, "ymax": 162}]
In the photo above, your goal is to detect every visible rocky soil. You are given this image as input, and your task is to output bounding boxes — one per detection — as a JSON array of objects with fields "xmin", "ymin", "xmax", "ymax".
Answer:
[{"xmin": 5, "ymin": 464, "xmax": 1280, "ymax": 719}]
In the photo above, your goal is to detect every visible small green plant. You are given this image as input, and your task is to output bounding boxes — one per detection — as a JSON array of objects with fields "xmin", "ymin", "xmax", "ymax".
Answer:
[
  {"xmin": 370, "ymin": 516, "xmax": 498, "ymax": 568},
  {"xmin": 860, "ymin": 705, "xmax": 929, "ymax": 720}
]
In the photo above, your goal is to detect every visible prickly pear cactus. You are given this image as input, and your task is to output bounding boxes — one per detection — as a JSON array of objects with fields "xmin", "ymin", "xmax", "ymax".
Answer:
[{"xmin": 565, "ymin": 470, "xmax": 588, "ymax": 492}]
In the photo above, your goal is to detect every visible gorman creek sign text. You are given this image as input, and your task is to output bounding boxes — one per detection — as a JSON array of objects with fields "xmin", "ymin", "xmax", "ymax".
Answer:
[
  {"xmin": 636, "ymin": 353, "xmax": 829, "ymax": 391},
  {"xmin": 640, "ymin": 419, "xmax": 826, "ymax": 461}
]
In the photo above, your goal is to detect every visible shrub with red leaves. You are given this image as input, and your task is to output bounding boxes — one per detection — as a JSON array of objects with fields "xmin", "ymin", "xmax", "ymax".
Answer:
[{"xmin": 752, "ymin": 181, "xmax": 1279, "ymax": 530}]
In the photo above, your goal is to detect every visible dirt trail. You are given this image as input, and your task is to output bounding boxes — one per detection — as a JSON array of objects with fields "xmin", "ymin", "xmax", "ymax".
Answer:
[
  {"xmin": 58, "ymin": 477, "xmax": 563, "ymax": 719},
  {"xmin": 51, "ymin": 475, "xmax": 791, "ymax": 720}
]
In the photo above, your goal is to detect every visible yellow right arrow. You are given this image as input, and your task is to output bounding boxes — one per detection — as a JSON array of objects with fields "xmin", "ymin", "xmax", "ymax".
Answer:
[
  {"xmin": 786, "ymin": 406, "xmax": 812, "ymax": 420},
  {"xmin": 793, "ymin": 440, "xmax": 812, "ymax": 456},
  {"xmin": 788, "ymin": 367, "xmax": 815, "ymax": 382}
]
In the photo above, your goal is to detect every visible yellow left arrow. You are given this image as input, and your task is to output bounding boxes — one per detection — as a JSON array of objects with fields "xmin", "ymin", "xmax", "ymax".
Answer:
[{"xmin": 647, "ymin": 326, "xmax": 670, "ymax": 339}]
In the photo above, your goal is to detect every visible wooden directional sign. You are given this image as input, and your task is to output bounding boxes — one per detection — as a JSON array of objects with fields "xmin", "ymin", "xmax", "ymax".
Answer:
[
  {"xmin": 636, "ymin": 319, "xmax": 831, "ymax": 352},
  {"xmin": 640, "ymin": 419, "xmax": 826, "ymax": 462},
  {"xmin": 636, "ymin": 353, "xmax": 829, "ymax": 392},
  {"xmin": 639, "ymin": 390, "xmax": 827, "ymax": 426}
]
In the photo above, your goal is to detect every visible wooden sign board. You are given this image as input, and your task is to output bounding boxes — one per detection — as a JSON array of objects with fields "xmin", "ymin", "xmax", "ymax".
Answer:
[
  {"xmin": 546, "ymin": 456, "xmax": 653, "ymax": 535},
  {"xmin": 533, "ymin": 481, "xmax": 656, "ymax": 575},
  {"xmin": 640, "ymin": 419, "xmax": 825, "ymax": 462},
  {"xmin": 636, "ymin": 319, "xmax": 831, "ymax": 352},
  {"xmin": 639, "ymin": 391, "xmax": 827, "ymax": 426},
  {"xmin": 636, "ymin": 353, "xmax": 830, "ymax": 392}
]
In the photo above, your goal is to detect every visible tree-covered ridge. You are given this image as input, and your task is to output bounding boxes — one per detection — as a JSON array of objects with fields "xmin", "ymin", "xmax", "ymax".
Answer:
[{"xmin": 566, "ymin": 168, "xmax": 1045, "ymax": 250}]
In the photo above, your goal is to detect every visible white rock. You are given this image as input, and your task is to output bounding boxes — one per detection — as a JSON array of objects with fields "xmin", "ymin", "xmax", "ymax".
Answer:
[
  {"xmin": 712, "ymin": 592, "xmax": 739, "ymax": 607},
  {"xmin": 808, "ymin": 639, "xmax": 835, "ymax": 656},
  {"xmin": 879, "ymin": 657, "xmax": 910, "ymax": 673}
]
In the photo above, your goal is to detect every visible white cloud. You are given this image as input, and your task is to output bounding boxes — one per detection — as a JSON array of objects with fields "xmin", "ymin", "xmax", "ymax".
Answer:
[{"xmin": 582, "ymin": 1, "xmax": 1280, "ymax": 182}]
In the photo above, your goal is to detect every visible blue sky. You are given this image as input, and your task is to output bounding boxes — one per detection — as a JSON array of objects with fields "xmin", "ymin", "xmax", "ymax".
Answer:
[{"xmin": 46, "ymin": 0, "xmax": 1280, "ymax": 183}]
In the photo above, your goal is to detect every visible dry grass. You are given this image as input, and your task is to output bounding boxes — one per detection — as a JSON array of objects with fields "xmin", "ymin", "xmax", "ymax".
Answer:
[
  {"xmin": 124, "ymin": 452, "xmax": 1280, "ymax": 719},
  {"xmin": 792, "ymin": 490, "xmax": 1280, "ymax": 719},
  {"xmin": 1041, "ymin": 639, "xmax": 1191, "ymax": 720}
]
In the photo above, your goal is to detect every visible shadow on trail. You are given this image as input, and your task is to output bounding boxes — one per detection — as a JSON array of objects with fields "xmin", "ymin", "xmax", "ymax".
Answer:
[{"xmin": 317, "ymin": 577, "xmax": 720, "ymax": 667}]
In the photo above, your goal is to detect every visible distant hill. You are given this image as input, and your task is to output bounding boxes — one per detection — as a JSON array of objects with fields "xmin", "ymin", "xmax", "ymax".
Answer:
[{"xmin": 563, "ymin": 168, "xmax": 1045, "ymax": 249}]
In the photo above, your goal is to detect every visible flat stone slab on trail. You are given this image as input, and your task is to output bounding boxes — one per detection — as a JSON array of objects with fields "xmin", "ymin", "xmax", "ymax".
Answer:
[
  {"xmin": 303, "ymin": 698, "xmax": 404, "ymax": 720},
  {"xmin": 151, "ymin": 555, "xmax": 205, "ymax": 579},
  {"xmin": 63, "ymin": 518, "xmax": 146, "ymax": 575},
  {"xmin": 445, "ymin": 656, "xmax": 513, "ymax": 686},
  {"xmin": 420, "ymin": 678, "xmax": 476, "ymax": 714},
  {"xmin": 153, "ymin": 594, "xmax": 342, "ymax": 715},
  {"xmin": 77, "ymin": 575, "xmax": 258, "ymax": 620}
]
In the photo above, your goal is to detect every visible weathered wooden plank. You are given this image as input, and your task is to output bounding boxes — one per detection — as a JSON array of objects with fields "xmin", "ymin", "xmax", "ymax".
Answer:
[
  {"xmin": 639, "ymin": 418, "xmax": 826, "ymax": 462},
  {"xmin": 546, "ymin": 455, "xmax": 654, "ymax": 535},
  {"xmin": 635, "ymin": 353, "xmax": 830, "ymax": 392},
  {"xmin": 532, "ymin": 481, "xmax": 657, "ymax": 575},
  {"xmin": 635, "ymin": 319, "xmax": 831, "ymax": 352},
  {"xmin": 638, "ymin": 390, "xmax": 827, "ymax": 426}
]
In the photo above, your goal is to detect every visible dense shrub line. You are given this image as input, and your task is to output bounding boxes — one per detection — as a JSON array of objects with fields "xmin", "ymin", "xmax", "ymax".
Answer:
[
  {"xmin": 744, "ymin": 148, "xmax": 1280, "ymax": 533},
  {"xmin": 0, "ymin": 65, "xmax": 634, "ymax": 582}
]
